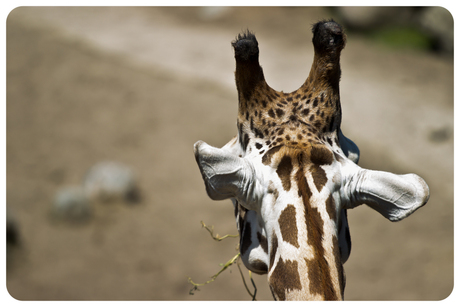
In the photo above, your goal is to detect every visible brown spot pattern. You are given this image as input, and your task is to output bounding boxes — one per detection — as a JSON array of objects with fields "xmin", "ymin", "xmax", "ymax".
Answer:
[
  {"xmin": 278, "ymin": 205, "xmax": 299, "ymax": 248},
  {"xmin": 297, "ymin": 164, "xmax": 338, "ymax": 300},
  {"xmin": 310, "ymin": 164, "xmax": 328, "ymax": 193},
  {"xmin": 332, "ymin": 235, "xmax": 345, "ymax": 297},
  {"xmin": 276, "ymin": 155, "xmax": 293, "ymax": 191},
  {"xmin": 325, "ymin": 195, "xmax": 336, "ymax": 222},
  {"xmin": 270, "ymin": 258, "xmax": 302, "ymax": 300},
  {"xmin": 310, "ymin": 145, "xmax": 333, "ymax": 165},
  {"xmin": 262, "ymin": 145, "xmax": 282, "ymax": 165}
]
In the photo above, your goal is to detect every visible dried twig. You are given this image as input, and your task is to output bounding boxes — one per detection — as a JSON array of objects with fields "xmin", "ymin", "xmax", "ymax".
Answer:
[
  {"xmin": 188, "ymin": 221, "xmax": 258, "ymax": 300},
  {"xmin": 200, "ymin": 221, "xmax": 239, "ymax": 241},
  {"xmin": 188, "ymin": 253, "xmax": 240, "ymax": 295}
]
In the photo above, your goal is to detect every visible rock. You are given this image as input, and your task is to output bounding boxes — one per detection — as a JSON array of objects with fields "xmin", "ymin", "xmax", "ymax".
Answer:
[
  {"xmin": 7, "ymin": 211, "xmax": 20, "ymax": 246},
  {"xmin": 52, "ymin": 186, "xmax": 92, "ymax": 222},
  {"xmin": 83, "ymin": 161, "xmax": 140, "ymax": 203}
]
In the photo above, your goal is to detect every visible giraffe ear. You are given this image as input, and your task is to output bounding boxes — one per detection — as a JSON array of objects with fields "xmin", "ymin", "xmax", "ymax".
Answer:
[
  {"xmin": 347, "ymin": 169, "xmax": 430, "ymax": 222},
  {"xmin": 194, "ymin": 141, "xmax": 263, "ymax": 211}
]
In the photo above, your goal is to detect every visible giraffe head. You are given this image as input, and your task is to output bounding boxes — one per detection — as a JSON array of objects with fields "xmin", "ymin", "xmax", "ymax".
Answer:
[{"xmin": 194, "ymin": 20, "xmax": 429, "ymax": 300}]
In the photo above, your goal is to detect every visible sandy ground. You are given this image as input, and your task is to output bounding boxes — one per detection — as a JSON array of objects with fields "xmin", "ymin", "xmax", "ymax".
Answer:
[{"xmin": 6, "ymin": 7, "xmax": 453, "ymax": 301}]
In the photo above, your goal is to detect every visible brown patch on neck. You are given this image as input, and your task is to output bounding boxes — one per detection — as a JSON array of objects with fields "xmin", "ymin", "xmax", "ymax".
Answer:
[
  {"xmin": 276, "ymin": 155, "xmax": 293, "ymax": 191},
  {"xmin": 278, "ymin": 204, "xmax": 299, "ymax": 248},
  {"xmin": 332, "ymin": 234, "xmax": 345, "ymax": 297},
  {"xmin": 262, "ymin": 145, "xmax": 282, "ymax": 165},
  {"xmin": 310, "ymin": 164, "xmax": 328, "ymax": 193},
  {"xmin": 296, "ymin": 165, "xmax": 312, "ymax": 200},
  {"xmin": 310, "ymin": 145, "xmax": 334, "ymax": 165},
  {"xmin": 296, "ymin": 164, "xmax": 339, "ymax": 300},
  {"xmin": 325, "ymin": 194, "xmax": 337, "ymax": 222},
  {"xmin": 269, "ymin": 258, "xmax": 302, "ymax": 300}
]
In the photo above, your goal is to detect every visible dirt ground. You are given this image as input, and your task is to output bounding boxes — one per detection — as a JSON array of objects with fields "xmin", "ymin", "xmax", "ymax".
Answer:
[{"xmin": 6, "ymin": 7, "xmax": 453, "ymax": 301}]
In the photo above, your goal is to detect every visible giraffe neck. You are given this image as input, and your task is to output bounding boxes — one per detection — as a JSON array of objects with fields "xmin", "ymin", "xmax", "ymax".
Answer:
[{"xmin": 263, "ymin": 149, "xmax": 344, "ymax": 301}]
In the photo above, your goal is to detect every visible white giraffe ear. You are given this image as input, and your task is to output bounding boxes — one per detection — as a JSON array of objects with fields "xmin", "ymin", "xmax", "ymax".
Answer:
[
  {"xmin": 346, "ymin": 168, "xmax": 430, "ymax": 222},
  {"xmin": 193, "ymin": 141, "xmax": 263, "ymax": 211}
]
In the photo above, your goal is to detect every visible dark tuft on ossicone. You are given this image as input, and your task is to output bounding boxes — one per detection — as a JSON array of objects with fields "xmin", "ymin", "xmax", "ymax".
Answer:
[
  {"xmin": 311, "ymin": 19, "xmax": 346, "ymax": 53},
  {"xmin": 232, "ymin": 30, "xmax": 259, "ymax": 61}
]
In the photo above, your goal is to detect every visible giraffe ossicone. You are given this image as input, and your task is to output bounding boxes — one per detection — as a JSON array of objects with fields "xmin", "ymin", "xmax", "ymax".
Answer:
[{"xmin": 194, "ymin": 19, "xmax": 429, "ymax": 301}]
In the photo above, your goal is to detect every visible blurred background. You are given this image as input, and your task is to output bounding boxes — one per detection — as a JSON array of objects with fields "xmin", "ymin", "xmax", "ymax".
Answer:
[{"xmin": 6, "ymin": 7, "xmax": 453, "ymax": 300}]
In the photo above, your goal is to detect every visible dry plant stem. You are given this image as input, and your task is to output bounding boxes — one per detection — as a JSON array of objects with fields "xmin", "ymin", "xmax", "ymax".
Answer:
[
  {"xmin": 188, "ymin": 253, "xmax": 240, "ymax": 294},
  {"xmin": 188, "ymin": 221, "xmax": 257, "ymax": 299},
  {"xmin": 201, "ymin": 221, "xmax": 239, "ymax": 241}
]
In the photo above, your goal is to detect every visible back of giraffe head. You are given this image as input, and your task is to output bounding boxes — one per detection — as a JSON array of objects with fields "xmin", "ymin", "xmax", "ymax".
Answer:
[
  {"xmin": 195, "ymin": 18, "xmax": 429, "ymax": 222},
  {"xmin": 193, "ymin": 21, "xmax": 430, "ymax": 300}
]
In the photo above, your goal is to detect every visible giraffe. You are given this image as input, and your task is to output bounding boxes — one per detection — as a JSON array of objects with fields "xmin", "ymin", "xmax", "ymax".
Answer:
[{"xmin": 193, "ymin": 20, "xmax": 430, "ymax": 301}]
